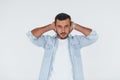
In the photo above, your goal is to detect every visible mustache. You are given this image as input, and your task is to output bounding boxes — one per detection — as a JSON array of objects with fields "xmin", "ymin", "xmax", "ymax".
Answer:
[{"xmin": 60, "ymin": 32, "xmax": 66, "ymax": 35}]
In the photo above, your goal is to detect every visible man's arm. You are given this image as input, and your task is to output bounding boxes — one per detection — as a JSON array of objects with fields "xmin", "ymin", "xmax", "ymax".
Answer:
[
  {"xmin": 72, "ymin": 23, "xmax": 92, "ymax": 36},
  {"xmin": 31, "ymin": 23, "xmax": 56, "ymax": 38},
  {"xmin": 26, "ymin": 23, "xmax": 56, "ymax": 47},
  {"xmin": 71, "ymin": 22, "xmax": 98, "ymax": 47}
]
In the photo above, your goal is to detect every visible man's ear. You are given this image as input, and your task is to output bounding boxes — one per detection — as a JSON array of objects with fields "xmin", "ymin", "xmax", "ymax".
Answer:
[
  {"xmin": 69, "ymin": 21, "xmax": 73, "ymax": 33},
  {"xmin": 54, "ymin": 21, "xmax": 56, "ymax": 26},
  {"xmin": 53, "ymin": 22, "xmax": 57, "ymax": 32},
  {"xmin": 54, "ymin": 27, "xmax": 57, "ymax": 32},
  {"xmin": 70, "ymin": 21, "xmax": 74, "ymax": 26}
]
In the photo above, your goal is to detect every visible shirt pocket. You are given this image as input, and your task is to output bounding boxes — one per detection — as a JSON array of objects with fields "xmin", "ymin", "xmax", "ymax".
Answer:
[
  {"xmin": 71, "ymin": 42, "xmax": 81, "ymax": 57},
  {"xmin": 71, "ymin": 41, "xmax": 80, "ymax": 49},
  {"xmin": 44, "ymin": 43, "xmax": 53, "ymax": 50},
  {"xmin": 44, "ymin": 43, "xmax": 54, "ymax": 56}
]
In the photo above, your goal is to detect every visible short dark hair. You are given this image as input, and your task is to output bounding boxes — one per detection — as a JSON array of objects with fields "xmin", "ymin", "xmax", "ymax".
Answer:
[{"xmin": 55, "ymin": 13, "xmax": 71, "ymax": 25}]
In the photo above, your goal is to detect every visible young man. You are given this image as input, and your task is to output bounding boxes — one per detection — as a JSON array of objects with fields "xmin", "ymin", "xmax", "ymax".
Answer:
[{"xmin": 27, "ymin": 13, "xmax": 98, "ymax": 80}]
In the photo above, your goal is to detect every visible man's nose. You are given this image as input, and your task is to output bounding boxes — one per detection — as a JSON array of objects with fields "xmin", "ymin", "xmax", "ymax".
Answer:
[{"xmin": 62, "ymin": 27, "xmax": 65, "ymax": 32}]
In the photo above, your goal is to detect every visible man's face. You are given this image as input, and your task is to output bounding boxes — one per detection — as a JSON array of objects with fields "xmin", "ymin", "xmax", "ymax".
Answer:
[{"xmin": 55, "ymin": 18, "xmax": 71, "ymax": 39}]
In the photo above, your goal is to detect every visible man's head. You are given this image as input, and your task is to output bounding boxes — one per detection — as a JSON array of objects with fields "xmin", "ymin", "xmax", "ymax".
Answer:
[{"xmin": 55, "ymin": 13, "xmax": 72, "ymax": 39}]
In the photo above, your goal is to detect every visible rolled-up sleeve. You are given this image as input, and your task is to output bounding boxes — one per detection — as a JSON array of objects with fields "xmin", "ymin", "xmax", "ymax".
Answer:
[
  {"xmin": 76, "ymin": 30, "xmax": 98, "ymax": 48},
  {"xmin": 26, "ymin": 31, "xmax": 46, "ymax": 47}
]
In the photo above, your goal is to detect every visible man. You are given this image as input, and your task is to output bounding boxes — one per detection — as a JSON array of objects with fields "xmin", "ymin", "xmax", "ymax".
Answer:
[{"xmin": 26, "ymin": 13, "xmax": 98, "ymax": 80}]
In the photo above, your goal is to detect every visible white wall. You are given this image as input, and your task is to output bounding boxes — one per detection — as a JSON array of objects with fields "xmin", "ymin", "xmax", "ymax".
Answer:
[{"xmin": 0, "ymin": 0, "xmax": 120, "ymax": 80}]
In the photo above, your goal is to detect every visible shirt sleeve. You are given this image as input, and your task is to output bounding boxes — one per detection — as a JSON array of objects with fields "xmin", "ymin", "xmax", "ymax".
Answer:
[
  {"xmin": 75, "ymin": 30, "xmax": 98, "ymax": 48},
  {"xmin": 26, "ymin": 31, "xmax": 47, "ymax": 47}
]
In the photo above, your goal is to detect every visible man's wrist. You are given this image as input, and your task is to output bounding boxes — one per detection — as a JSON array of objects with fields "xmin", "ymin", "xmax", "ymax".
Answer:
[
  {"xmin": 48, "ymin": 24, "xmax": 53, "ymax": 30},
  {"xmin": 72, "ymin": 23, "xmax": 76, "ymax": 30}
]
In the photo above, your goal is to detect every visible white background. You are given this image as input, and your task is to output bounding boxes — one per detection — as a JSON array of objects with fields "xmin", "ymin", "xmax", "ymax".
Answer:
[{"xmin": 0, "ymin": 0, "xmax": 120, "ymax": 80}]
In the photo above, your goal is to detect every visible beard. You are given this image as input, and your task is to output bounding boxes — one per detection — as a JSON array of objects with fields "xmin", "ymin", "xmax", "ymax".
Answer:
[
  {"xmin": 57, "ymin": 32, "xmax": 68, "ymax": 39},
  {"xmin": 61, "ymin": 32, "xmax": 66, "ymax": 36}
]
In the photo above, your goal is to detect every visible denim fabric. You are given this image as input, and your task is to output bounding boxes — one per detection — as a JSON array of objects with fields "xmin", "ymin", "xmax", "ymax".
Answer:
[{"xmin": 26, "ymin": 31, "xmax": 98, "ymax": 80}]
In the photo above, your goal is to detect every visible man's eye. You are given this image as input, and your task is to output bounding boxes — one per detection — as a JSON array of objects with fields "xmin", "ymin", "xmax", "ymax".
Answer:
[
  {"xmin": 65, "ymin": 25, "xmax": 69, "ymax": 28},
  {"xmin": 57, "ymin": 25, "xmax": 61, "ymax": 28}
]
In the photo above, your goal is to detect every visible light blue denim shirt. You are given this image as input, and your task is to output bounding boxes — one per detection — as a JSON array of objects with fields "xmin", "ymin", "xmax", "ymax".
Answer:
[{"xmin": 26, "ymin": 30, "xmax": 98, "ymax": 80}]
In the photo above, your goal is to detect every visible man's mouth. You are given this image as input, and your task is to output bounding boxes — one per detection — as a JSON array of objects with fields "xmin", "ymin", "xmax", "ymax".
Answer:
[{"xmin": 61, "ymin": 33, "xmax": 66, "ymax": 36}]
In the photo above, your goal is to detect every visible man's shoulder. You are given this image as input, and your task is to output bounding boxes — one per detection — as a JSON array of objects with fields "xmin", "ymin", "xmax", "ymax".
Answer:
[
  {"xmin": 43, "ymin": 35, "xmax": 57, "ymax": 41},
  {"xmin": 68, "ymin": 35, "xmax": 82, "ymax": 39}
]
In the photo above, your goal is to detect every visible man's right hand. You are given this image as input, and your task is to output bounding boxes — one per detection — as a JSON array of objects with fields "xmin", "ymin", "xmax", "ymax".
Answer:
[
  {"xmin": 50, "ymin": 22, "xmax": 56, "ymax": 32},
  {"xmin": 31, "ymin": 22, "xmax": 56, "ymax": 38}
]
